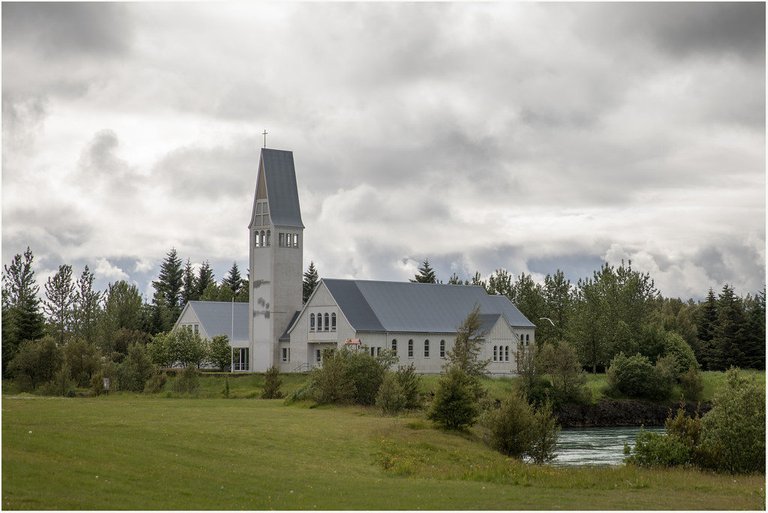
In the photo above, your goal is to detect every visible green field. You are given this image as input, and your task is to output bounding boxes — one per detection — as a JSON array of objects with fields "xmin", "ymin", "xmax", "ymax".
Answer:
[{"xmin": 3, "ymin": 395, "xmax": 764, "ymax": 510}]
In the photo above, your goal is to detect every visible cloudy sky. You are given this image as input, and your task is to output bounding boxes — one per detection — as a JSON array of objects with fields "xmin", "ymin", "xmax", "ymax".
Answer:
[{"xmin": 3, "ymin": 2, "xmax": 765, "ymax": 301}]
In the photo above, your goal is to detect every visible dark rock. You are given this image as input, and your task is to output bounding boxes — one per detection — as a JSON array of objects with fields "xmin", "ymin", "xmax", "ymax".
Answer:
[{"xmin": 554, "ymin": 400, "xmax": 712, "ymax": 428}]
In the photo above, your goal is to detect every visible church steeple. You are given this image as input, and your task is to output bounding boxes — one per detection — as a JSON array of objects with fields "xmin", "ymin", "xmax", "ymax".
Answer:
[{"xmin": 248, "ymin": 148, "xmax": 304, "ymax": 372}]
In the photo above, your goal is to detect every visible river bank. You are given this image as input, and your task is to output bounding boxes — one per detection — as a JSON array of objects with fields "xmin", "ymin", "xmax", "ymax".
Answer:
[{"xmin": 555, "ymin": 399, "xmax": 711, "ymax": 428}]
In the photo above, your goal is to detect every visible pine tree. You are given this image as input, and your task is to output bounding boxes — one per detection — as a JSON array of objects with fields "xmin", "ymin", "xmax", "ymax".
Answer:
[
  {"xmin": 2, "ymin": 248, "xmax": 45, "ymax": 376},
  {"xmin": 43, "ymin": 264, "xmax": 76, "ymax": 344},
  {"xmin": 303, "ymin": 261, "xmax": 319, "ymax": 303},
  {"xmin": 712, "ymin": 285, "xmax": 745, "ymax": 370},
  {"xmin": 222, "ymin": 262, "xmax": 242, "ymax": 296},
  {"xmin": 741, "ymin": 289, "xmax": 765, "ymax": 369},
  {"xmin": 697, "ymin": 288, "xmax": 718, "ymax": 370},
  {"xmin": 181, "ymin": 259, "xmax": 198, "ymax": 304},
  {"xmin": 195, "ymin": 260, "xmax": 215, "ymax": 299},
  {"xmin": 542, "ymin": 269, "xmax": 572, "ymax": 344},
  {"xmin": 73, "ymin": 266, "xmax": 102, "ymax": 345},
  {"xmin": 411, "ymin": 259, "xmax": 437, "ymax": 283},
  {"xmin": 447, "ymin": 273, "xmax": 463, "ymax": 285},
  {"xmin": 152, "ymin": 248, "xmax": 184, "ymax": 324}
]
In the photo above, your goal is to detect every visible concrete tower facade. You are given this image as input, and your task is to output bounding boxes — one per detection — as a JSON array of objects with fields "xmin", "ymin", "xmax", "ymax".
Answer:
[{"xmin": 248, "ymin": 149, "xmax": 304, "ymax": 372}]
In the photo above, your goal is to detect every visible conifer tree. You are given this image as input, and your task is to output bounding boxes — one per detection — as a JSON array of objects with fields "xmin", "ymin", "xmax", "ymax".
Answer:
[
  {"xmin": 222, "ymin": 262, "xmax": 242, "ymax": 296},
  {"xmin": 487, "ymin": 269, "xmax": 514, "ymax": 298},
  {"xmin": 43, "ymin": 264, "xmax": 76, "ymax": 344},
  {"xmin": 712, "ymin": 285, "xmax": 745, "ymax": 370},
  {"xmin": 181, "ymin": 259, "xmax": 198, "ymax": 304},
  {"xmin": 73, "ymin": 266, "xmax": 102, "ymax": 345},
  {"xmin": 303, "ymin": 261, "xmax": 319, "ymax": 303},
  {"xmin": 152, "ymin": 248, "xmax": 184, "ymax": 324},
  {"xmin": 411, "ymin": 259, "xmax": 437, "ymax": 283},
  {"xmin": 195, "ymin": 261, "xmax": 215, "ymax": 299},
  {"xmin": 2, "ymin": 247, "xmax": 45, "ymax": 376},
  {"xmin": 696, "ymin": 288, "xmax": 718, "ymax": 370},
  {"xmin": 741, "ymin": 289, "xmax": 765, "ymax": 369}
]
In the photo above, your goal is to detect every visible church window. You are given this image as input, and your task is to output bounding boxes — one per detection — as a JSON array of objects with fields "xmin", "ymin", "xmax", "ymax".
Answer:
[
  {"xmin": 233, "ymin": 347, "xmax": 249, "ymax": 371},
  {"xmin": 310, "ymin": 314, "xmax": 315, "ymax": 331},
  {"xmin": 391, "ymin": 339, "xmax": 397, "ymax": 356},
  {"xmin": 279, "ymin": 233, "xmax": 285, "ymax": 247},
  {"xmin": 439, "ymin": 340, "xmax": 446, "ymax": 358},
  {"xmin": 266, "ymin": 230, "xmax": 271, "ymax": 246},
  {"xmin": 281, "ymin": 347, "xmax": 290, "ymax": 362},
  {"xmin": 324, "ymin": 313, "xmax": 330, "ymax": 331},
  {"xmin": 293, "ymin": 234, "xmax": 299, "ymax": 247},
  {"xmin": 317, "ymin": 313, "xmax": 323, "ymax": 331},
  {"xmin": 526, "ymin": 334, "xmax": 530, "ymax": 346},
  {"xmin": 493, "ymin": 346, "xmax": 498, "ymax": 362},
  {"xmin": 331, "ymin": 313, "xmax": 336, "ymax": 331},
  {"xmin": 505, "ymin": 346, "xmax": 510, "ymax": 362},
  {"xmin": 408, "ymin": 339, "xmax": 414, "ymax": 358},
  {"xmin": 316, "ymin": 349, "xmax": 322, "ymax": 363},
  {"xmin": 424, "ymin": 339, "xmax": 430, "ymax": 358},
  {"xmin": 260, "ymin": 231, "xmax": 265, "ymax": 247}
]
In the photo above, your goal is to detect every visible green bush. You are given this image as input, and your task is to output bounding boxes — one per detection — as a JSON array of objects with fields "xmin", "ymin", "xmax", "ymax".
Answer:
[
  {"xmin": 663, "ymin": 332, "xmax": 699, "ymax": 376},
  {"xmin": 143, "ymin": 372, "xmax": 168, "ymax": 394},
  {"xmin": 698, "ymin": 368, "xmax": 765, "ymax": 474},
  {"xmin": 172, "ymin": 366, "xmax": 200, "ymax": 395},
  {"xmin": 679, "ymin": 367, "xmax": 704, "ymax": 401},
  {"xmin": 41, "ymin": 363, "xmax": 76, "ymax": 397},
  {"xmin": 484, "ymin": 394, "xmax": 560, "ymax": 463},
  {"xmin": 8, "ymin": 336, "xmax": 62, "ymax": 391},
  {"xmin": 63, "ymin": 339, "xmax": 101, "ymax": 387},
  {"xmin": 529, "ymin": 402, "xmax": 560, "ymax": 464},
  {"xmin": 394, "ymin": 364, "xmax": 421, "ymax": 409},
  {"xmin": 427, "ymin": 366, "xmax": 479, "ymax": 430},
  {"xmin": 116, "ymin": 343, "xmax": 155, "ymax": 392},
  {"xmin": 309, "ymin": 348, "xmax": 387, "ymax": 405},
  {"xmin": 262, "ymin": 366, "xmax": 283, "ymax": 399},
  {"xmin": 537, "ymin": 342, "xmax": 588, "ymax": 405},
  {"xmin": 376, "ymin": 372, "xmax": 407, "ymax": 415},
  {"xmin": 607, "ymin": 352, "xmax": 673, "ymax": 400},
  {"xmin": 627, "ymin": 430, "xmax": 693, "ymax": 468}
]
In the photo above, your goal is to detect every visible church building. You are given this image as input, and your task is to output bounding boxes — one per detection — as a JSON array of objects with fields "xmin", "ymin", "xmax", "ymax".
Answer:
[{"xmin": 176, "ymin": 148, "xmax": 535, "ymax": 374}]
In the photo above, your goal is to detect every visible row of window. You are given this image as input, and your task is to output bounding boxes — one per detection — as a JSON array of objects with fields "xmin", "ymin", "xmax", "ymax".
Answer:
[
  {"xmin": 310, "ymin": 312, "xmax": 337, "ymax": 332},
  {"xmin": 254, "ymin": 230, "xmax": 271, "ymax": 247},
  {"xmin": 181, "ymin": 323, "xmax": 200, "ymax": 335},
  {"xmin": 493, "ymin": 346, "xmax": 511, "ymax": 362},
  {"xmin": 521, "ymin": 333, "xmax": 531, "ymax": 345},
  {"xmin": 390, "ymin": 338, "xmax": 447, "ymax": 359},
  {"xmin": 254, "ymin": 230, "xmax": 300, "ymax": 248}
]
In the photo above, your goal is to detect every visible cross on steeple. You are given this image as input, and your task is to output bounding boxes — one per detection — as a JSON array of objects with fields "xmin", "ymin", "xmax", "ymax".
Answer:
[{"xmin": 262, "ymin": 129, "xmax": 268, "ymax": 148}]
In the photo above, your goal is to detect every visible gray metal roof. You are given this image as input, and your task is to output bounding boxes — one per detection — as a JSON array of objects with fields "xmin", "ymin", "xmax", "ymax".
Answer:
[
  {"xmin": 186, "ymin": 301, "xmax": 249, "ymax": 342},
  {"xmin": 261, "ymin": 148, "xmax": 304, "ymax": 228},
  {"xmin": 322, "ymin": 279, "xmax": 535, "ymax": 333}
]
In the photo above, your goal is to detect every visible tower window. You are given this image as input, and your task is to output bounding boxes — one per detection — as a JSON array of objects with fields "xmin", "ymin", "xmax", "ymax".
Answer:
[
  {"xmin": 266, "ymin": 230, "xmax": 271, "ymax": 247},
  {"xmin": 293, "ymin": 233, "xmax": 299, "ymax": 248},
  {"xmin": 324, "ymin": 313, "xmax": 330, "ymax": 331},
  {"xmin": 310, "ymin": 313, "xmax": 315, "ymax": 331},
  {"xmin": 331, "ymin": 313, "xmax": 336, "ymax": 331},
  {"xmin": 279, "ymin": 233, "xmax": 285, "ymax": 247}
]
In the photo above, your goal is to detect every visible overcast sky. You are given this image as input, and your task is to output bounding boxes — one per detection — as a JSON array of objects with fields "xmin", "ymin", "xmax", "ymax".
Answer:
[{"xmin": 3, "ymin": 2, "xmax": 765, "ymax": 302}]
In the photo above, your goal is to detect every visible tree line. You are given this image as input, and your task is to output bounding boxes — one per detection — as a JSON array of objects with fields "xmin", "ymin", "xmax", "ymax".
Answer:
[
  {"xmin": 410, "ymin": 258, "xmax": 765, "ymax": 372},
  {"xmin": 1, "ymin": 247, "xmax": 248, "ymax": 379}
]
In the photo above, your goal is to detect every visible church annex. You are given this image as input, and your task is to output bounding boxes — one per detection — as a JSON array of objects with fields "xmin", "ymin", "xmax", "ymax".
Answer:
[{"xmin": 176, "ymin": 148, "xmax": 536, "ymax": 374}]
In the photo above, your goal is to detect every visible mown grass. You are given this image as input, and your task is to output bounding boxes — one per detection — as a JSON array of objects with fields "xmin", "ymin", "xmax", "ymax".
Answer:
[{"xmin": 3, "ymin": 395, "xmax": 764, "ymax": 510}]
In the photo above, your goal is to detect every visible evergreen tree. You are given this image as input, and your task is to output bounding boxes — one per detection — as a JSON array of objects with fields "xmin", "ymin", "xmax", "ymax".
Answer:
[
  {"xmin": 222, "ymin": 262, "xmax": 242, "ymax": 296},
  {"xmin": 470, "ymin": 271, "xmax": 487, "ymax": 291},
  {"xmin": 447, "ymin": 272, "xmax": 463, "ymax": 285},
  {"xmin": 712, "ymin": 285, "xmax": 745, "ymax": 370},
  {"xmin": 195, "ymin": 261, "xmax": 215, "ymax": 299},
  {"xmin": 696, "ymin": 289, "xmax": 718, "ymax": 370},
  {"xmin": 741, "ymin": 289, "xmax": 765, "ymax": 369},
  {"xmin": 181, "ymin": 259, "xmax": 198, "ymax": 304},
  {"xmin": 43, "ymin": 264, "xmax": 76, "ymax": 344},
  {"xmin": 542, "ymin": 269, "xmax": 572, "ymax": 344},
  {"xmin": 152, "ymin": 248, "xmax": 184, "ymax": 322},
  {"xmin": 2, "ymin": 248, "xmax": 45, "ymax": 376},
  {"xmin": 303, "ymin": 261, "xmax": 319, "ymax": 303},
  {"xmin": 411, "ymin": 259, "xmax": 437, "ymax": 283},
  {"xmin": 487, "ymin": 269, "xmax": 514, "ymax": 298},
  {"xmin": 72, "ymin": 266, "xmax": 103, "ymax": 345}
]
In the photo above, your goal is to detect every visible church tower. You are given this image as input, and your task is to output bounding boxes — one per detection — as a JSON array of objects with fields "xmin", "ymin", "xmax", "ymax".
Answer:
[{"xmin": 248, "ymin": 148, "xmax": 304, "ymax": 372}]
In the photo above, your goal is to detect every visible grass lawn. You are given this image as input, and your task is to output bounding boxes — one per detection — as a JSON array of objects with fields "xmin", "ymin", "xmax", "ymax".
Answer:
[{"xmin": 3, "ymin": 395, "xmax": 764, "ymax": 510}]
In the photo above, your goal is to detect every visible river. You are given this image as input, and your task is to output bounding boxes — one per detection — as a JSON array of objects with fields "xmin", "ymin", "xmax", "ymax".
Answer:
[{"xmin": 552, "ymin": 426, "xmax": 664, "ymax": 466}]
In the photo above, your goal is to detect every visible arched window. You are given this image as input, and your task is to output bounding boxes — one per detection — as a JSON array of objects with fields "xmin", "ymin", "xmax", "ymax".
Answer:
[
  {"xmin": 317, "ymin": 313, "xmax": 323, "ymax": 331},
  {"xmin": 505, "ymin": 346, "xmax": 510, "ymax": 362},
  {"xmin": 493, "ymin": 346, "xmax": 498, "ymax": 362},
  {"xmin": 391, "ymin": 339, "xmax": 397, "ymax": 356},
  {"xmin": 439, "ymin": 340, "xmax": 446, "ymax": 358},
  {"xmin": 255, "ymin": 232, "xmax": 261, "ymax": 247},
  {"xmin": 408, "ymin": 339, "xmax": 414, "ymax": 358},
  {"xmin": 424, "ymin": 339, "xmax": 430, "ymax": 358},
  {"xmin": 526, "ymin": 334, "xmax": 530, "ymax": 346},
  {"xmin": 310, "ymin": 313, "xmax": 315, "ymax": 331},
  {"xmin": 266, "ymin": 230, "xmax": 271, "ymax": 246},
  {"xmin": 331, "ymin": 313, "xmax": 337, "ymax": 331},
  {"xmin": 279, "ymin": 233, "xmax": 285, "ymax": 247},
  {"xmin": 293, "ymin": 233, "xmax": 299, "ymax": 247},
  {"xmin": 260, "ymin": 230, "xmax": 265, "ymax": 247},
  {"xmin": 324, "ymin": 313, "xmax": 330, "ymax": 331}
]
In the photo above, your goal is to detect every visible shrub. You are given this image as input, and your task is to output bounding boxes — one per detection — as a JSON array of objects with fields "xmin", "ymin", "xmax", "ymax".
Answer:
[
  {"xmin": 143, "ymin": 372, "xmax": 167, "ymax": 394},
  {"xmin": 376, "ymin": 372, "xmax": 407, "ymax": 415},
  {"xmin": 607, "ymin": 352, "xmax": 673, "ymax": 401},
  {"xmin": 679, "ymin": 367, "xmax": 703, "ymax": 401},
  {"xmin": 116, "ymin": 343, "xmax": 155, "ymax": 392},
  {"xmin": 172, "ymin": 365, "xmax": 200, "ymax": 394},
  {"xmin": 663, "ymin": 332, "xmax": 698, "ymax": 376},
  {"xmin": 309, "ymin": 348, "xmax": 387, "ymax": 405},
  {"xmin": 394, "ymin": 364, "xmax": 421, "ymax": 409},
  {"xmin": 529, "ymin": 402, "xmax": 560, "ymax": 464},
  {"xmin": 427, "ymin": 366, "xmax": 479, "ymax": 430},
  {"xmin": 208, "ymin": 335, "xmax": 231, "ymax": 371},
  {"xmin": 537, "ymin": 342, "xmax": 588, "ymax": 405},
  {"xmin": 627, "ymin": 430, "xmax": 693, "ymax": 468},
  {"xmin": 485, "ymin": 392, "xmax": 534, "ymax": 458},
  {"xmin": 698, "ymin": 368, "xmax": 765, "ymax": 473},
  {"xmin": 41, "ymin": 363, "xmax": 76, "ymax": 397},
  {"xmin": 262, "ymin": 366, "xmax": 283, "ymax": 399},
  {"xmin": 8, "ymin": 336, "xmax": 62, "ymax": 391},
  {"xmin": 63, "ymin": 339, "xmax": 101, "ymax": 387}
]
